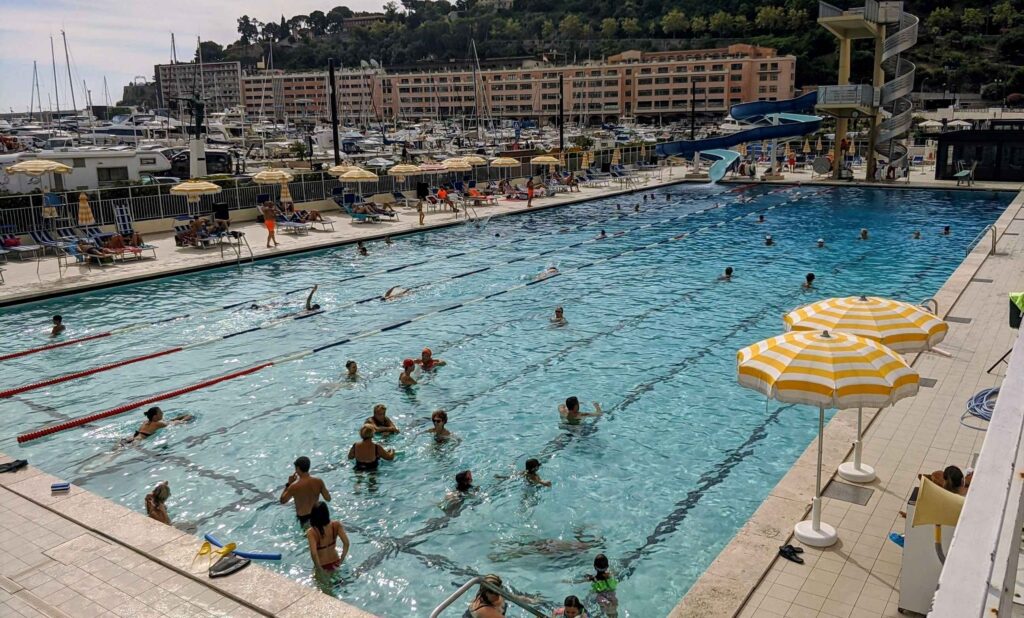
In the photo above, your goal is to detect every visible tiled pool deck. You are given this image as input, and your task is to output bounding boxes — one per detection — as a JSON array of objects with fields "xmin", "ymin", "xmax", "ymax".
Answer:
[{"xmin": 1, "ymin": 167, "xmax": 1021, "ymax": 617}]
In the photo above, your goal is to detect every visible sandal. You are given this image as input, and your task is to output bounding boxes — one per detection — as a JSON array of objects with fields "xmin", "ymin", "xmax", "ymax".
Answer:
[
  {"xmin": 779, "ymin": 545, "xmax": 804, "ymax": 564},
  {"xmin": 783, "ymin": 544, "xmax": 804, "ymax": 554}
]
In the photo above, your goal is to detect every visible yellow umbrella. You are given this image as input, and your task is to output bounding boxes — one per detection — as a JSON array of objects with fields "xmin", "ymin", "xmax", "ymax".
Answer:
[
  {"xmin": 802, "ymin": 139, "xmax": 811, "ymax": 154},
  {"xmin": 252, "ymin": 169, "xmax": 295, "ymax": 184},
  {"xmin": 490, "ymin": 157, "xmax": 519, "ymax": 168},
  {"xmin": 815, "ymin": 136, "xmax": 823, "ymax": 153},
  {"xmin": 462, "ymin": 155, "xmax": 486, "ymax": 166},
  {"xmin": 610, "ymin": 149, "xmax": 621, "ymax": 165},
  {"xmin": 341, "ymin": 168, "xmax": 379, "ymax": 182},
  {"xmin": 784, "ymin": 296, "xmax": 947, "ymax": 482},
  {"xmin": 737, "ymin": 143, "xmax": 747, "ymax": 157},
  {"xmin": 170, "ymin": 180, "xmax": 222, "ymax": 203},
  {"xmin": 327, "ymin": 163, "xmax": 362, "ymax": 177},
  {"xmin": 558, "ymin": 152, "xmax": 567, "ymax": 167},
  {"xmin": 77, "ymin": 193, "xmax": 96, "ymax": 226},
  {"xmin": 529, "ymin": 155, "xmax": 559, "ymax": 165},
  {"xmin": 737, "ymin": 330, "xmax": 918, "ymax": 547},
  {"xmin": 848, "ymin": 139, "xmax": 856, "ymax": 156},
  {"xmin": 388, "ymin": 163, "xmax": 422, "ymax": 183},
  {"xmin": 441, "ymin": 158, "xmax": 472, "ymax": 172},
  {"xmin": 7, "ymin": 159, "xmax": 72, "ymax": 176}
]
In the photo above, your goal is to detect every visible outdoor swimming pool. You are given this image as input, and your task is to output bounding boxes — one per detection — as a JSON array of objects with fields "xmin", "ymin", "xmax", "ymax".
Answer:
[{"xmin": 0, "ymin": 184, "xmax": 1011, "ymax": 616}]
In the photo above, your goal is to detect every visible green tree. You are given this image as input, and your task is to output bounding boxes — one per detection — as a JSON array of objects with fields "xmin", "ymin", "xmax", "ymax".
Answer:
[
  {"xmin": 925, "ymin": 7, "xmax": 957, "ymax": 35},
  {"xmin": 961, "ymin": 8, "xmax": 986, "ymax": 32},
  {"xmin": 993, "ymin": 2, "xmax": 1017, "ymax": 29},
  {"xmin": 620, "ymin": 17, "xmax": 642, "ymax": 36},
  {"xmin": 307, "ymin": 10, "xmax": 328, "ymax": 36},
  {"xmin": 195, "ymin": 41, "xmax": 225, "ymax": 62},
  {"xmin": 690, "ymin": 15, "xmax": 707, "ymax": 35},
  {"xmin": 755, "ymin": 6, "xmax": 786, "ymax": 31},
  {"xmin": 709, "ymin": 11, "xmax": 742, "ymax": 35},
  {"xmin": 600, "ymin": 17, "xmax": 618, "ymax": 38},
  {"xmin": 997, "ymin": 28, "xmax": 1024, "ymax": 64},
  {"xmin": 540, "ymin": 19, "xmax": 555, "ymax": 40},
  {"xmin": 559, "ymin": 14, "xmax": 585, "ymax": 39},
  {"xmin": 786, "ymin": 7, "xmax": 807, "ymax": 29},
  {"xmin": 661, "ymin": 9, "xmax": 689, "ymax": 37},
  {"xmin": 237, "ymin": 16, "xmax": 259, "ymax": 44},
  {"xmin": 326, "ymin": 6, "xmax": 354, "ymax": 33}
]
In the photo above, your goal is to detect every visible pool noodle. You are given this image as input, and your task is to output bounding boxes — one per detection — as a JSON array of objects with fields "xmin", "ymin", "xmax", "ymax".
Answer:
[{"xmin": 204, "ymin": 533, "xmax": 281, "ymax": 561}]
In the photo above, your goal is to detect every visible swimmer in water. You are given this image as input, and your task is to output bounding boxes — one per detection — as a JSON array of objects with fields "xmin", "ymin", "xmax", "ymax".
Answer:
[
  {"xmin": 345, "ymin": 360, "xmax": 358, "ymax": 380},
  {"xmin": 417, "ymin": 347, "xmax": 446, "ymax": 370},
  {"xmin": 634, "ymin": 204, "xmax": 640, "ymax": 212},
  {"xmin": 304, "ymin": 285, "xmax": 321, "ymax": 312},
  {"xmin": 559, "ymin": 396, "xmax": 602, "ymax": 424},
  {"xmin": 616, "ymin": 204, "xmax": 621, "ymax": 210},
  {"xmin": 595, "ymin": 230, "xmax": 607, "ymax": 240},
  {"xmin": 535, "ymin": 266, "xmax": 559, "ymax": 281},
  {"xmin": 455, "ymin": 470, "xmax": 475, "ymax": 493},
  {"xmin": 817, "ymin": 238, "xmax": 825, "ymax": 248},
  {"xmin": 765, "ymin": 235, "xmax": 774, "ymax": 246},
  {"xmin": 383, "ymin": 286, "xmax": 411, "ymax": 301},
  {"xmin": 802, "ymin": 272, "xmax": 816, "ymax": 290},
  {"xmin": 357, "ymin": 241, "xmax": 368, "ymax": 256},
  {"xmin": 551, "ymin": 306, "xmax": 567, "ymax": 326},
  {"xmin": 128, "ymin": 407, "xmax": 193, "ymax": 443},
  {"xmin": 50, "ymin": 315, "xmax": 65, "ymax": 338},
  {"xmin": 718, "ymin": 266, "xmax": 733, "ymax": 281},
  {"xmin": 757, "ymin": 214, "xmax": 766, "ymax": 223},
  {"xmin": 384, "ymin": 236, "xmax": 393, "ymax": 245},
  {"xmin": 424, "ymin": 409, "xmax": 453, "ymax": 441},
  {"xmin": 942, "ymin": 225, "xmax": 951, "ymax": 236},
  {"xmin": 399, "ymin": 358, "xmax": 418, "ymax": 386},
  {"xmin": 365, "ymin": 403, "xmax": 400, "ymax": 435},
  {"xmin": 524, "ymin": 459, "xmax": 551, "ymax": 487},
  {"xmin": 145, "ymin": 481, "xmax": 172, "ymax": 525},
  {"xmin": 912, "ymin": 230, "xmax": 921, "ymax": 239},
  {"xmin": 859, "ymin": 228, "xmax": 869, "ymax": 240}
]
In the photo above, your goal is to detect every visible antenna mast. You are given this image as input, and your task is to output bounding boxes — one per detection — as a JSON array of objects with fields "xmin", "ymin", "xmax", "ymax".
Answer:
[
  {"xmin": 61, "ymin": 30, "xmax": 77, "ymax": 113},
  {"xmin": 50, "ymin": 37, "xmax": 62, "ymax": 121}
]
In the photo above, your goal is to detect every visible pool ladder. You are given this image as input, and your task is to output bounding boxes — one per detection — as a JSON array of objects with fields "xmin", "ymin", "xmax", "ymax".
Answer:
[
  {"xmin": 965, "ymin": 224, "xmax": 997, "ymax": 257},
  {"xmin": 430, "ymin": 576, "xmax": 547, "ymax": 617}
]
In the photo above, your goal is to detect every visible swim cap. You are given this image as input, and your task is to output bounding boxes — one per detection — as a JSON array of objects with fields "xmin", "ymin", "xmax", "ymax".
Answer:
[
  {"xmin": 403, "ymin": 358, "xmax": 415, "ymax": 369},
  {"xmin": 422, "ymin": 347, "xmax": 432, "ymax": 355}
]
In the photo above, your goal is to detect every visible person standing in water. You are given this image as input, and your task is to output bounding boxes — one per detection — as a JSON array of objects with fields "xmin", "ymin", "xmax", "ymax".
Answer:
[
  {"xmin": 399, "ymin": 359, "xmax": 418, "ymax": 386},
  {"xmin": 50, "ymin": 315, "xmax": 66, "ymax": 337},
  {"xmin": 145, "ymin": 481, "xmax": 171, "ymax": 525},
  {"xmin": 802, "ymin": 273, "xmax": 816, "ymax": 290},
  {"xmin": 559, "ymin": 397, "xmax": 602, "ymax": 424},
  {"xmin": 279, "ymin": 456, "xmax": 332, "ymax": 528},
  {"xmin": 551, "ymin": 306, "xmax": 567, "ymax": 326},
  {"xmin": 718, "ymin": 267, "xmax": 733, "ymax": 281},
  {"xmin": 305, "ymin": 501, "xmax": 350, "ymax": 577},
  {"xmin": 417, "ymin": 348, "xmax": 446, "ymax": 370}
]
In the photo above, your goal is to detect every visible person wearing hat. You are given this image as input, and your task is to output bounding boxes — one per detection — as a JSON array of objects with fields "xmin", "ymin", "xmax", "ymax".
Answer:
[
  {"xmin": 399, "ymin": 359, "xmax": 418, "ymax": 386},
  {"xmin": 764, "ymin": 235, "xmax": 774, "ymax": 246},
  {"xmin": 417, "ymin": 348, "xmax": 446, "ymax": 370},
  {"xmin": 816, "ymin": 238, "xmax": 825, "ymax": 248},
  {"xmin": 145, "ymin": 481, "xmax": 171, "ymax": 525}
]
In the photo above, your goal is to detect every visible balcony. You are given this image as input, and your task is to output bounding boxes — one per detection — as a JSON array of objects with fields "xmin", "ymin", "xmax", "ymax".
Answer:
[
  {"xmin": 816, "ymin": 84, "xmax": 877, "ymax": 117},
  {"xmin": 818, "ymin": 0, "xmax": 880, "ymax": 39}
]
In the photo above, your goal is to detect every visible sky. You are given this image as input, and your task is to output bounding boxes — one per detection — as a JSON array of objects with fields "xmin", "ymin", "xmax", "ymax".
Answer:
[{"xmin": 0, "ymin": 0, "xmax": 387, "ymax": 114}]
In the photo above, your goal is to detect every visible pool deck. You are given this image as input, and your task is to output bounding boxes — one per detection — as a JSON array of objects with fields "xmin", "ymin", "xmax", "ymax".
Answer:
[
  {"xmin": 671, "ymin": 188, "xmax": 1024, "ymax": 617},
  {"xmin": 1, "ymin": 167, "xmax": 1023, "ymax": 617}
]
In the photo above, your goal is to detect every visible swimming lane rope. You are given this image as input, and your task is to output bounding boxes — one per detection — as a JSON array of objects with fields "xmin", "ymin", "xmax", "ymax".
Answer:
[{"xmin": 15, "ymin": 187, "xmax": 821, "ymax": 444}]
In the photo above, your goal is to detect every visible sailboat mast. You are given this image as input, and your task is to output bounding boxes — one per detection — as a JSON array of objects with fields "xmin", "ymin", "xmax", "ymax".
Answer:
[
  {"xmin": 61, "ymin": 30, "xmax": 77, "ymax": 113},
  {"xmin": 29, "ymin": 62, "xmax": 38, "ymax": 121},
  {"xmin": 50, "ymin": 37, "xmax": 61, "ymax": 123}
]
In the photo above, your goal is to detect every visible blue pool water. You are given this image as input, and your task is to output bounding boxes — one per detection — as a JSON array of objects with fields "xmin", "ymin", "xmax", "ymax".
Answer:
[{"xmin": 0, "ymin": 185, "xmax": 1011, "ymax": 616}]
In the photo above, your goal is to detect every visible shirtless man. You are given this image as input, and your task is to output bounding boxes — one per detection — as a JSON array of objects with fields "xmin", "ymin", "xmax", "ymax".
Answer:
[
  {"xmin": 558, "ymin": 396, "xmax": 602, "ymax": 424},
  {"xmin": 279, "ymin": 456, "xmax": 331, "ymax": 528},
  {"xmin": 304, "ymin": 285, "xmax": 321, "ymax": 312},
  {"xmin": 551, "ymin": 306, "xmax": 567, "ymax": 326},
  {"xmin": 50, "ymin": 315, "xmax": 66, "ymax": 338},
  {"xmin": 384, "ymin": 286, "xmax": 411, "ymax": 301}
]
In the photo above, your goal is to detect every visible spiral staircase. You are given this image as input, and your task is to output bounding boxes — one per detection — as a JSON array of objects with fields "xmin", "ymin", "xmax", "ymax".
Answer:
[{"xmin": 875, "ymin": 5, "xmax": 918, "ymax": 168}]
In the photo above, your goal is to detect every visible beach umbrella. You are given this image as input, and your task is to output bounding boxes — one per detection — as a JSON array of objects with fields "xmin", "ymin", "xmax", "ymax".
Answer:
[
  {"xmin": 77, "ymin": 193, "xmax": 95, "ymax": 226},
  {"xmin": 610, "ymin": 149, "xmax": 621, "ymax": 165},
  {"xmin": 559, "ymin": 152, "xmax": 567, "ymax": 167},
  {"xmin": 529, "ymin": 155, "xmax": 559, "ymax": 165},
  {"xmin": 917, "ymin": 120, "xmax": 943, "ymax": 130},
  {"xmin": 462, "ymin": 155, "xmax": 486, "ymax": 166},
  {"xmin": 815, "ymin": 136, "xmax": 823, "ymax": 153},
  {"xmin": 948, "ymin": 119, "xmax": 972, "ymax": 128},
  {"xmin": 848, "ymin": 139, "xmax": 856, "ymax": 156},
  {"xmin": 388, "ymin": 163, "xmax": 421, "ymax": 183},
  {"xmin": 364, "ymin": 157, "xmax": 394, "ymax": 168},
  {"xmin": 253, "ymin": 169, "xmax": 295, "ymax": 205},
  {"xmin": 489, "ymin": 157, "xmax": 520, "ymax": 168},
  {"xmin": 802, "ymin": 139, "xmax": 811, "ymax": 154},
  {"xmin": 341, "ymin": 168, "xmax": 379, "ymax": 182},
  {"xmin": 170, "ymin": 180, "xmax": 221, "ymax": 203},
  {"xmin": 784, "ymin": 296, "xmax": 944, "ymax": 482},
  {"xmin": 327, "ymin": 162, "xmax": 362, "ymax": 177},
  {"xmin": 8, "ymin": 159, "xmax": 72, "ymax": 198},
  {"xmin": 737, "ymin": 330, "xmax": 918, "ymax": 547},
  {"xmin": 441, "ymin": 158, "xmax": 472, "ymax": 172}
]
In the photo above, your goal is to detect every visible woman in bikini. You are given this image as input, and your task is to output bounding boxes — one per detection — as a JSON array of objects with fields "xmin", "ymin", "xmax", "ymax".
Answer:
[
  {"xmin": 305, "ymin": 501, "xmax": 350, "ymax": 576},
  {"xmin": 130, "ymin": 407, "xmax": 193, "ymax": 442},
  {"xmin": 468, "ymin": 574, "xmax": 507, "ymax": 618},
  {"xmin": 144, "ymin": 481, "xmax": 172, "ymax": 525},
  {"xmin": 347, "ymin": 424, "xmax": 396, "ymax": 471}
]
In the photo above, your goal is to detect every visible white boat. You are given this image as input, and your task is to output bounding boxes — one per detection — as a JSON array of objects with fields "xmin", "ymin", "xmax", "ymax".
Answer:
[{"xmin": 0, "ymin": 147, "xmax": 174, "ymax": 192}]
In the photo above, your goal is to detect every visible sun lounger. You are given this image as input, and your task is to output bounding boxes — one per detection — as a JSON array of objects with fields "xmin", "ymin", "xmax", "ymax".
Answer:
[
  {"xmin": 297, "ymin": 210, "xmax": 335, "ymax": 231},
  {"xmin": 79, "ymin": 226, "xmax": 115, "ymax": 242},
  {"xmin": 275, "ymin": 215, "xmax": 312, "ymax": 235},
  {"xmin": 30, "ymin": 230, "xmax": 71, "ymax": 255},
  {"xmin": 173, "ymin": 219, "xmax": 214, "ymax": 248},
  {"xmin": 64, "ymin": 242, "xmax": 112, "ymax": 267},
  {"xmin": 0, "ymin": 227, "xmax": 43, "ymax": 260},
  {"xmin": 113, "ymin": 204, "xmax": 157, "ymax": 259}
]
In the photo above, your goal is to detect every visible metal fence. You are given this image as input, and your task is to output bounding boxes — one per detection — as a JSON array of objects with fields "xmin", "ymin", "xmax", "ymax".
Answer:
[{"xmin": 0, "ymin": 145, "xmax": 652, "ymax": 236}]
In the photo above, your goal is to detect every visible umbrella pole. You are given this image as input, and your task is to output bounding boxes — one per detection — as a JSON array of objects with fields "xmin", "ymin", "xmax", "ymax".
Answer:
[
  {"xmin": 794, "ymin": 404, "xmax": 837, "ymax": 547},
  {"xmin": 838, "ymin": 406, "xmax": 876, "ymax": 483},
  {"xmin": 813, "ymin": 405, "xmax": 824, "ymax": 532},
  {"xmin": 854, "ymin": 407, "xmax": 863, "ymax": 469}
]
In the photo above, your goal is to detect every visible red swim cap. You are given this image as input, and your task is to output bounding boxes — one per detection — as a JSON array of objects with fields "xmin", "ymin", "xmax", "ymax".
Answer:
[
  {"xmin": 422, "ymin": 347, "xmax": 432, "ymax": 355},
  {"xmin": 403, "ymin": 358, "xmax": 415, "ymax": 369}
]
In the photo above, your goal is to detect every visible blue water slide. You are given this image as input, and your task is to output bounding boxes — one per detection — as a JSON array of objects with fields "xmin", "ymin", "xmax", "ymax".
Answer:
[{"xmin": 655, "ymin": 92, "xmax": 821, "ymax": 161}]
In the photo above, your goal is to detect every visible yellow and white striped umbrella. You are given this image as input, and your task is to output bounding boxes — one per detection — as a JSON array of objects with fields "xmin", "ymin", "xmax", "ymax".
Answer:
[
  {"xmin": 77, "ymin": 193, "xmax": 95, "ymax": 226},
  {"xmin": 489, "ymin": 157, "xmax": 519, "ymax": 168},
  {"xmin": 441, "ymin": 158, "xmax": 472, "ymax": 172},
  {"xmin": 462, "ymin": 155, "xmax": 486, "ymax": 166},
  {"xmin": 7, "ymin": 159, "xmax": 72, "ymax": 176},
  {"xmin": 802, "ymin": 139, "xmax": 811, "ymax": 154},
  {"xmin": 737, "ymin": 329, "xmax": 918, "ymax": 546},
  {"xmin": 610, "ymin": 149, "xmax": 621, "ymax": 165},
  {"xmin": 252, "ymin": 169, "xmax": 294, "ymax": 184},
  {"xmin": 737, "ymin": 330, "xmax": 918, "ymax": 410},
  {"xmin": 327, "ymin": 163, "xmax": 362, "ymax": 177},
  {"xmin": 170, "ymin": 180, "xmax": 221, "ymax": 204},
  {"xmin": 388, "ymin": 163, "xmax": 421, "ymax": 183},
  {"xmin": 815, "ymin": 136, "xmax": 823, "ymax": 152},
  {"xmin": 529, "ymin": 155, "xmax": 559, "ymax": 165},
  {"xmin": 784, "ymin": 296, "xmax": 948, "ymax": 354},
  {"xmin": 341, "ymin": 168, "xmax": 379, "ymax": 182}
]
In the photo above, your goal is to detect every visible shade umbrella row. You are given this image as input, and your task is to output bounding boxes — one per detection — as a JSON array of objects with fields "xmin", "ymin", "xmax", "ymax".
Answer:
[{"xmin": 737, "ymin": 296, "xmax": 946, "ymax": 547}]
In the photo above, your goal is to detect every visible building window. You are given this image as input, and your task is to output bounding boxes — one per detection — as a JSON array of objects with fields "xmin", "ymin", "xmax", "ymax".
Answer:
[
  {"xmin": 731, "ymin": 63, "xmax": 743, "ymax": 70},
  {"xmin": 711, "ymin": 64, "xmax": 724, "ymax": 71},
  {"xmin": 72, "ymin": 158, "xmax": 86, "ymax": 168}
]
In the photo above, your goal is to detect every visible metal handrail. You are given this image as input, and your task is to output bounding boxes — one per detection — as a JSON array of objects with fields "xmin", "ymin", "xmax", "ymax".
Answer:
[
  {"xmin": 817, "ymin": 1, "xmax": 843, "ymax": 18},
  {"xmin": 965, "ymin": 224, "xmax": 997, "ymax": 257},
  {"xmin": 430, "ymin": 577, "xmax": 547, "ymax": 618},
  {"xmin": 919, "ymin": 297, "xmax": 939, "ymax": 315}
]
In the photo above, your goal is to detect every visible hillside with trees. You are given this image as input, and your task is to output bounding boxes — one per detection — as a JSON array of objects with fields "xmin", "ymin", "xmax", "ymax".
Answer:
[{"xmin": 200, "ymin": 0, "xmax": 1023, "ymax": 99}]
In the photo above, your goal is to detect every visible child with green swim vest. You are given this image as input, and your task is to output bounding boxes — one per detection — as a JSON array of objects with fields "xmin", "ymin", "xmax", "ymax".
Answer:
[{"xmin": 586, "ymin": 554, "xmax": 618, "ymax": 617}]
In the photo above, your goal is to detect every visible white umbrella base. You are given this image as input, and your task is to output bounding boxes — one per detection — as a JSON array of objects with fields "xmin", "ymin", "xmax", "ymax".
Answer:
[
  {"xmin": 794, "ymin": 520, "xmax": 838, "ymax": 548},
  {"xmin": 838, "ymin": 461, "xmax": 876, "ymax": 483}
]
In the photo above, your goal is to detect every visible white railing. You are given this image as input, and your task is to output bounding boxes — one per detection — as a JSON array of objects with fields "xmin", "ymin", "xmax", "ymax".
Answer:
[
  {"xmin": 931, "ymin": 331, "xmax": 1024, "ymax": 617},
  {"xmin": 817, "ymin": 84, "xmax": 876, "ymax": 107}
]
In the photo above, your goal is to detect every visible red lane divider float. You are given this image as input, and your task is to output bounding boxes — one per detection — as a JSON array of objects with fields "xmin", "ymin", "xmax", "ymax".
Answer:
[
  {"xmin": 0, "ymin": 333, "xmax": 112, "ymax": 362},
  {"xmin": 16, "ymin": 362, "xmax": 274, "ymax": 444},
  {"xmin": 0, "ymin": 347, "xmax": 184, "ymax": 399}
]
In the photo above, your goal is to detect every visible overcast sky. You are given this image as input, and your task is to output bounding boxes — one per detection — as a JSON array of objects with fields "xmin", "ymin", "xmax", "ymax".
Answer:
[{"xmin": 0, "ymin": 0, "xmax": 386, "ymax": 114}]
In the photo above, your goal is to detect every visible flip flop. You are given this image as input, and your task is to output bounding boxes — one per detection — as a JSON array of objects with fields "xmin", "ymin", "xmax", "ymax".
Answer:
[
  {"xmin": 888, "ymin": 532, "xmax": 905, "ymax": 548},
  {"xmin": 779, "ymin": 545, "xmax": 804, "ymax": 564}
]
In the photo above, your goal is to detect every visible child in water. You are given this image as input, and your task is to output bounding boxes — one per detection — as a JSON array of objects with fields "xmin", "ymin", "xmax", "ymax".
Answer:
[{"xmin": 586, "ymin": 554, "xmax": 618, "ymax": 617}]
